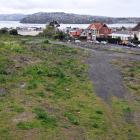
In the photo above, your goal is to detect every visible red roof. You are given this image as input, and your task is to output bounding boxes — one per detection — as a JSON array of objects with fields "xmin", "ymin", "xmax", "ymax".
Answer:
[
  {"xmin": 69, "ymin": 29, "xmax": 83, "ymax": 37},
  {"xmin": 88, "ymin": 23, "xmax": 105, "ymax": 30},
  {"xmin": 88, "ymin": 22, "xmax": 112, "ymax": 36}
]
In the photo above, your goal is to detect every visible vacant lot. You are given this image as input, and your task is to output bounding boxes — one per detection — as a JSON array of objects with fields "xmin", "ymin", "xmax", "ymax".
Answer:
[
  {"xmin": 78, "ymin": 42, "xmax": 140, "ymax": 140},
  {"xmin": 0, "ymin": 35, "xmax": 112, "ymax": 140},
  {"xmin": 0, "ymin": 36, "xmax": 140, "ymax": 140}
]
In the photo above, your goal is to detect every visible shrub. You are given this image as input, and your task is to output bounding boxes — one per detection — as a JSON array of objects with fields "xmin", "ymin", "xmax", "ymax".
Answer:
[
  {"xmin": 9, "ymin": 29, "xmax": 18, "ymax": 35},
  {"xmin": 44, "ymin": 40, "xmax": 50, "ymax": 44},
  {"xmin": 53, "ymin": 31, "xmax": 68, "ymax": 41},
  {"xmin": 123, "ymin": 106, "xmax": 131, "ymax": 113},
  {"xmin": 0, "ymin": 28, "xmax": 8, "ymax": 34},
  {"xmin": 95, "ymin": 110, "xmax": 103, "ymax": 115},
  {"xmin": 92, "ymin": 123, "xmax": 99, "ymax": 128},
  {"xmin": 96, "ymin": 37, "xmax": 121, "ymax": 44}
]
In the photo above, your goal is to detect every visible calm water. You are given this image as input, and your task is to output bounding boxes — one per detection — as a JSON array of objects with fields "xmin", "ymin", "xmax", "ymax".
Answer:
[{"xmin": 0, "ymin": 21, "xmax": 137, "ymax": 29}]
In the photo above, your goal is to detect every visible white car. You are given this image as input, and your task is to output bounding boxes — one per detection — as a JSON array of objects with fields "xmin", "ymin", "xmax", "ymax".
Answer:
[
  {"xmin": 94, "ymin": 41, "xmax": 100, "ymax": 44},
  {"xmin": 101, "ymin": 41, "xmax": 107, "ymax": 45},
  {"xmin": 75, "ymin": 40, "xmax": 81, "ymax": 43},
  {"xmin": 138, "ymin": 44, "xmax": 140, "ymax": 48},
  {"xmin": 87, "ymin": 40, "xmax": 93, "ymax": 43}
]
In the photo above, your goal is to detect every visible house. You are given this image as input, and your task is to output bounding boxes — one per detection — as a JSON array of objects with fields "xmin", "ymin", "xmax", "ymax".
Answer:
[
  {"xmin": 87, "ymin": 22, "xmax": 112, "ymax": 37},
  {"xmin": 80, "ymin": 29, "xmax": 96, "ymax": 40},
  {"xmin": 110, "ymin": 31, "xmax": 134, "ymax": 41},
  {"xmin": 69, "ymin": 28, "xmax": 83, "ymax": 38},
  {"xmin": 132, "ymin": 23, "xmax": 140, "ymax": 41}
]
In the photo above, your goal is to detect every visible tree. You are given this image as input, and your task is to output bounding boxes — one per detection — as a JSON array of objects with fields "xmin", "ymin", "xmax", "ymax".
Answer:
[
  {"xmin": 0, "ymin": 28, "xmax": 8, "ymax": 34},
  {"xmin": 43, "ymin": 24, "xmax": 56, "ymax": 38},
  {"xmin": 49, "ymin": 20, "xmax": 60, "ymax": 28},
  {"xmin": 42, "ymin": 21, "xmax": 62, "ymax": 38},
  {"xmin": 9, "ymin": 29, "xmax": 18, "ymax": 35},
  {"xmin": 53, "ymin": 31, "xmax": 68, "ymax": 41},
  {"xmin": 133, "ymin": 34, "xmax": 138, "ymax": 41}
]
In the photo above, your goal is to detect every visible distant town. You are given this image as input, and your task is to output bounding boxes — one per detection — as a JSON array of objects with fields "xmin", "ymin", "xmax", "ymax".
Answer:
[
  {"xmin": 66, "ymin": 22, "xmax": 140, "ymax": 47},
  {"xmin": 0, "ymin": 21, "xmax": 140, "ymax": 48}
]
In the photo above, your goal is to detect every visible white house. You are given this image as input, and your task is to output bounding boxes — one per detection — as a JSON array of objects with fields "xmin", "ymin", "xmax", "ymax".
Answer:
[{"xmin": 110, "ymin": 31, "xmax": 134, "ymax": 41}]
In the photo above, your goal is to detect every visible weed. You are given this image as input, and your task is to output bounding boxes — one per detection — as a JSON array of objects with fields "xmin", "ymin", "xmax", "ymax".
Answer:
[
  {"xmin": 10, "ymin": 105, "xmax": 25, "ymax": 113},
  {"xmin": 17, "ymin": 122, "xmax": 35, "ymax": 130},
  {"xmin": 27, "ymin": 80, "xmax": 38, "ymax": 90},
  {"xmin": 95, "ymin": 110, "xmax": 103, "ymax": 115},
  {"xmin": 35, "ymin": 91, "xmax": 45, "ymax": 98},
  {"xmin": 33, "ymin": 108, "xmax": 57, "ymax": 128},
  {"xmin": 64, "ymin": 112, "xmax": 79, "ymax": 125}
]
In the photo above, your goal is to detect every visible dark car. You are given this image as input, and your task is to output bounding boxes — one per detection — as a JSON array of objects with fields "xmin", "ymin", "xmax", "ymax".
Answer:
[{"xmin": 127, "ymin": 42, "xmax": 136, "ymax": 47}]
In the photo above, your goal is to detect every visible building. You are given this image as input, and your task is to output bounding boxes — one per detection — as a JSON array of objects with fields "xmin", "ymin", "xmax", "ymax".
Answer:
[
  {"xmin": 69, "ymin": 28, "xmax": 83, "ymax": 38},
  {"xmin": 110, "ymin": 31, "xmax": 134, "ymax": 41},
  {"xmin": 132, "ymin": 23, "xmax": 140, "ymax": 41},
  {"xmin": 87, "ymin": 22, "xmax": 112, "ymax": 37},
  {"xmin": 80, "ymin": 29, "xmax": 96, "ymax": 40}
]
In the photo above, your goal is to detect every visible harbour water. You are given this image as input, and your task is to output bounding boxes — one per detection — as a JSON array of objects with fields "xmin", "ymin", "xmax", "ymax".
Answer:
[{"xmin": 0, "ymin": 21, "xmax": 137, "ymax": 29}]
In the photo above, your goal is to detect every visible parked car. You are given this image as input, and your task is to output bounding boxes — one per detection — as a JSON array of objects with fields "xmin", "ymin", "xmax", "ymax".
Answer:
[
  {"xmin": 75, "ymin": 40, "xmax": 81, "ymax": 43},
  {"xmin": 138, "ymin": 44, "xmax": 140, "ymax": 48},
  {"xmin": 87, "ymin": 40, "xmax": 93, "ymax": 43},
  {"xmin": 101, "ymin": 41, "xmax": 107, "ymax": 45},
  {"xmin": 127, "ymin": 42, "xmax": 136, "ymax": 47},
  {"xmin": 94, "ymin": 41, "xmax": 100, "ymax": 44}
]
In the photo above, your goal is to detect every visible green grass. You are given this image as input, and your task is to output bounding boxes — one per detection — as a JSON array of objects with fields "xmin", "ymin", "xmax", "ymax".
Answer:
[
  {"xmin": 17, "ymin": 122, "xmax": 36, "ymax": 130},
  {"xmin": 64, "ymin": 112, "xmax": 79, "ymax": 125},
  {"xmin": 111, "ymin": 59, "xmax": 140, "ymax": 140},
  {"xmin": 33, "ymin": 108, "xmax": 57, "ymax": 128}
]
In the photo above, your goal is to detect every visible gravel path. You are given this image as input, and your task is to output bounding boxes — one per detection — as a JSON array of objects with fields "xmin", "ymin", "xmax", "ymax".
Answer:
[
  {"xmin": 70, "ymin": 42, "xmax": 140, "ymax": 102},
  {"xmin": 87, "ymin": 50, "xmax": 126, "ymax": 102}
]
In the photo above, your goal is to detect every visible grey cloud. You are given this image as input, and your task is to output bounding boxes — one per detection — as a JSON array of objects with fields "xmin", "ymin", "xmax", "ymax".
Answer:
[{"xmin": 0, "ymin": 0, "xmax": 139, "ymax": 17}]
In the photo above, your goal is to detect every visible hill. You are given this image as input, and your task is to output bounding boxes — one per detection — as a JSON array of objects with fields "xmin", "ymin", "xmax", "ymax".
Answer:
[
  {"xmin": 20, "ymin": 12, "xmax": 140, "ymax": 24},
  {"xmin": 0, "ymin": 14, "xmax": 27, "ymax": 21}
]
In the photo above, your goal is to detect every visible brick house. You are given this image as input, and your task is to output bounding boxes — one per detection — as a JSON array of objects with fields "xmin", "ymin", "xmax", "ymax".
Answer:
[{"xmin": 87, "ymin": 22, "xmax": 112, "ymax": 37}]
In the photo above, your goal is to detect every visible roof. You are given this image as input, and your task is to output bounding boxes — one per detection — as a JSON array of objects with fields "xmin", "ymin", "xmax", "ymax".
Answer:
[
  {"xmin": 111, "ymin": 33, "xmax": 133, "ymax": 38},
  {"xmin": 88, "ymin": 22, "xmax": 107, "ymax": 30},
  {"xmin": 112, "ymin": 31, "xmax": 133, "ymax": 35},
  {"xmin": 69, "ymin": 29, "xmax": 83, "ymax": 36},
  {"xmin": 132, "ymin": 23, "xmax": 140, "ymax": 31}
]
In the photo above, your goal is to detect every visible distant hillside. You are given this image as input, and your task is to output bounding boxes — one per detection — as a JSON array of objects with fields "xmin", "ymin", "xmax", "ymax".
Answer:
[
  {"xmin": 0, "ymin": 14, "xmax": 27, "ymax": 21},
  {"xmin": 20, "ymin": 12, "xmax": 140, "ymax": 24}
]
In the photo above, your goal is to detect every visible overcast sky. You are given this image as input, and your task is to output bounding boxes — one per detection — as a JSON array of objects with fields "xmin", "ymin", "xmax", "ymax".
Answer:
[{"xmin": 0, "ymin": 0, "xmax": 139, "ymax": 17}]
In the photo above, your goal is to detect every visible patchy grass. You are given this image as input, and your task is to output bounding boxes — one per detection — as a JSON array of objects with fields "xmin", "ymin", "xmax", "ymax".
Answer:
[
  {"xmin": 64, "ymin": 112, "xmax": 79, "ymax": 125},
  {"xmin": 17, "ymin": 122, "xmax": 36, "ymax": 130},
  {"xmin": 0, "ymin": 35, "xmax": 110, "ymax": 140},
  {"xmin": 1, "ymin": 35, "xmax": 140, "ymax": 140},
  {"xmin": 33, "ymin": 108, "xmax": 57, "ymax": 128},
  {"xmin": 111, "ymin": 58, "xmax": 140, "ymax": 140}
]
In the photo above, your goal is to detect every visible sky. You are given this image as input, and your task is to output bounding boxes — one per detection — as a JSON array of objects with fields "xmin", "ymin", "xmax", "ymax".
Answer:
[{"xmin": 0, "ymin": 0, "xmax": 139, "ymax": 17}]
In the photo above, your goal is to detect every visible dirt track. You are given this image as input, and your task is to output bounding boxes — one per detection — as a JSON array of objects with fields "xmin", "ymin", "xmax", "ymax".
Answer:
[
  {"xmin": 71, "ymin": 43, "xmax": 140, "ymax": 102},
  {"xmin": 88, "ymin": 50, "xmax": 126, "ymax": 102}
]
